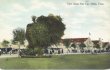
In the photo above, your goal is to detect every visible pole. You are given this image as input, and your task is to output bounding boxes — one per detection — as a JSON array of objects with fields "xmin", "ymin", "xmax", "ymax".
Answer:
[{"xmin": 89, "ymin": 32, "xmax": 91, "ymax": 38}]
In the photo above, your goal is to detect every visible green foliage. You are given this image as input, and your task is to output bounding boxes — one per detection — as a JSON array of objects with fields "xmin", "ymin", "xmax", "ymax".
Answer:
[
  {"xmin": 11, "ymin": 39, "xmax": 18, "ymax": 45},
  {"xmin": 71, "ymin": 43, "xmax": 76, "ymax": 48},
  {"xmin": 95, "ymin": 44, "xmax": 100, "ymax": 49},
  {"xmin": 26, "ymin": 14, "xmax": 65, "ymax": 50},
  {"xmin": 2, "ymin": 40, "xmax": 10, "ymax": 47},
  {"xmin": 20, "ymin": 48, "xmax": 37, "ymax": 56},
  {"xmin": 13, "ymin": 28, "xmax": 25, "ymax": 45},
  {"xmin": 79, "ymin": 43, "xmax": 86, "ymax": 49},
  {"xmin": 32, "ymin": 16, "xmax": 36, "ymax": 23},
  {"xmin": 63, "ymin": 39, "xmax": 71, "ymax": 48},
  {"xmin": 36, "ymin": 47, "xmax": 44, "ymax": 56},
  {"xmin": 26, "ymin": 23, "xmax": 49, "ymax": 48}
]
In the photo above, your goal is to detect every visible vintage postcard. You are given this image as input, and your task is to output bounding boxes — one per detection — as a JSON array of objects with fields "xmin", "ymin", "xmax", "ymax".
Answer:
[{"xmin": 0, "ymin": 0, "xmax": 110, "ymax": 70}]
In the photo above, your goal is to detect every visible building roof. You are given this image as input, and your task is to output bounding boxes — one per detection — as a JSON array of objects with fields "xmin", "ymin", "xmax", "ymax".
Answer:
[
  {"xmin": 103, "ymin": 42, "xmax": 109, "ymax": 44},
  {"xmin": 92, "ymin": 40, "xmax": 99, "ymax": 44},
  {"xmin": 62, "ymin": 38, "xmax": 88, "ymax": 43},
  {"xmin": 102, "ymin": 42, "xmax": 109, "ymax": 48}
]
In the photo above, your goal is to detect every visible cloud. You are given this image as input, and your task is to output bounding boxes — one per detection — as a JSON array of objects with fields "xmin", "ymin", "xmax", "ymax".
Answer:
[
  {"xmin": 0, "ymin": 3, "xmax": 27, "ymax": 21},
  {"xmin": 0, "ymin": 25, "xmax": 13, "ymax": 42},
  {"xmin": 11, "ymin": 3, "xmax": 27, "ymax": 13},
  {"xmin": 30, "ymin": 0, "xmax": 58, "ymax": 10},
  {"xmin": 0, "ymin": 2, "xmax": 28, "ymax": 42}
]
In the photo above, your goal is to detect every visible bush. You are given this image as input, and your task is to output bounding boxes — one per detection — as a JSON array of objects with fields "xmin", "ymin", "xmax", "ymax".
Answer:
[
  {"xmin": 20, "ymin": 48, "xmax": 37, "ymax": 56},
  {"xmin": 20, "ymin": 48, "xmax": 52, "ymax": 58},
  {"xmin": 36, "ymin": 48, "xmax": 44, "ymax": 56}
]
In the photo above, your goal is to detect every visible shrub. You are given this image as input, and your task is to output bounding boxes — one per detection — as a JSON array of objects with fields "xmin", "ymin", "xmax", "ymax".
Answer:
[{"xmin": 20, "ymin": 48, "xmax": 37, "ymax": 56}]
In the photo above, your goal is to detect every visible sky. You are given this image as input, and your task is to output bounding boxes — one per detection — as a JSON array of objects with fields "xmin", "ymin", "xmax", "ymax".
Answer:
[{"xmin": 0, "ymin": 0, "xmax": 110, "ymax": 42}]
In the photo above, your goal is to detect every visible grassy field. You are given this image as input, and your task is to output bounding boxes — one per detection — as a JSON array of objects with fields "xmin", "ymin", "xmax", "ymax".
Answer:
[{"xmin": 0, "ymin": 54, "xmax": 110, "ymax": 69}]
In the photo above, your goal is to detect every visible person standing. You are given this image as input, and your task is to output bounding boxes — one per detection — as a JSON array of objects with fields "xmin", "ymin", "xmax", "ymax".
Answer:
[{"xmin": 0, "ymin": 49, "xmax": 2, "ymax": 55}]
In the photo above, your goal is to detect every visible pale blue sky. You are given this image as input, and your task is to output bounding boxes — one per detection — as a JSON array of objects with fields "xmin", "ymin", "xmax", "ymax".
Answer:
[{"xmin": 0, "ymin": 0, "xmax": 110, "ymax": 42}]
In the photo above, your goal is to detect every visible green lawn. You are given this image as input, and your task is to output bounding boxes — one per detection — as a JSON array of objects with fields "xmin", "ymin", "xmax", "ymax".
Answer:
[{"xmin": 0, "ymin": 54, "xmax": 110, "ymax": 69}]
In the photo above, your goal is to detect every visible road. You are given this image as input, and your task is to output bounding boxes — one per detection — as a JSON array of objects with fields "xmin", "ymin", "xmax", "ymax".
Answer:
[
  {"xmin": 0, "ymin": 52, "xmax": 110, "ymax": 58},
  {"xmin": 0, "ymin": 54, "xmax": 18, "ymax": 58}
]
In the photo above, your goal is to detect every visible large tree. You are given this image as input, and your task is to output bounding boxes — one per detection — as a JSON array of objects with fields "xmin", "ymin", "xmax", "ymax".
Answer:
[
  {"xmin": 13, "ymin": 28, "xmax": 25, "ymax": 55},
  {"xmin": 2, "ymin": 40, "xmax": 10, "ymax": 47},
  {"xmin": 95, "ymin": 44, "xmax": 100, "ymax": 49},
  {"xmin": 71, "ymin": 43, "xmax": 76, "ymax": 49},
  {"xmin": 26, "ymin": 14, "xmax": 65, "ymax": 56},
  {"xmin": 13, "ymin": 28, "xmax": 25, "ymax": 45}
]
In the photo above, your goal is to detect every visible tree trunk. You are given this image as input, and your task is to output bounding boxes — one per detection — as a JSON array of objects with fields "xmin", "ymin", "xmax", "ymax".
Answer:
[
  {"xmin": 37, "ymin": 47, "xmax": 43, "ymax": 57},
  {"xmin": 67, "ymin": 48, "xmax": 70, "ymax": 54},
  {"xmin": 18, "ymin": 42, "xmax": 20, "ymax": 57}
]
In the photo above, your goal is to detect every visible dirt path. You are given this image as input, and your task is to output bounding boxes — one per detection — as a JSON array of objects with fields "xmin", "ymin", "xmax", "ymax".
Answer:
[{"xmin": 0, "ymin": 54, "xmax": 18, "ymax": 58}]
